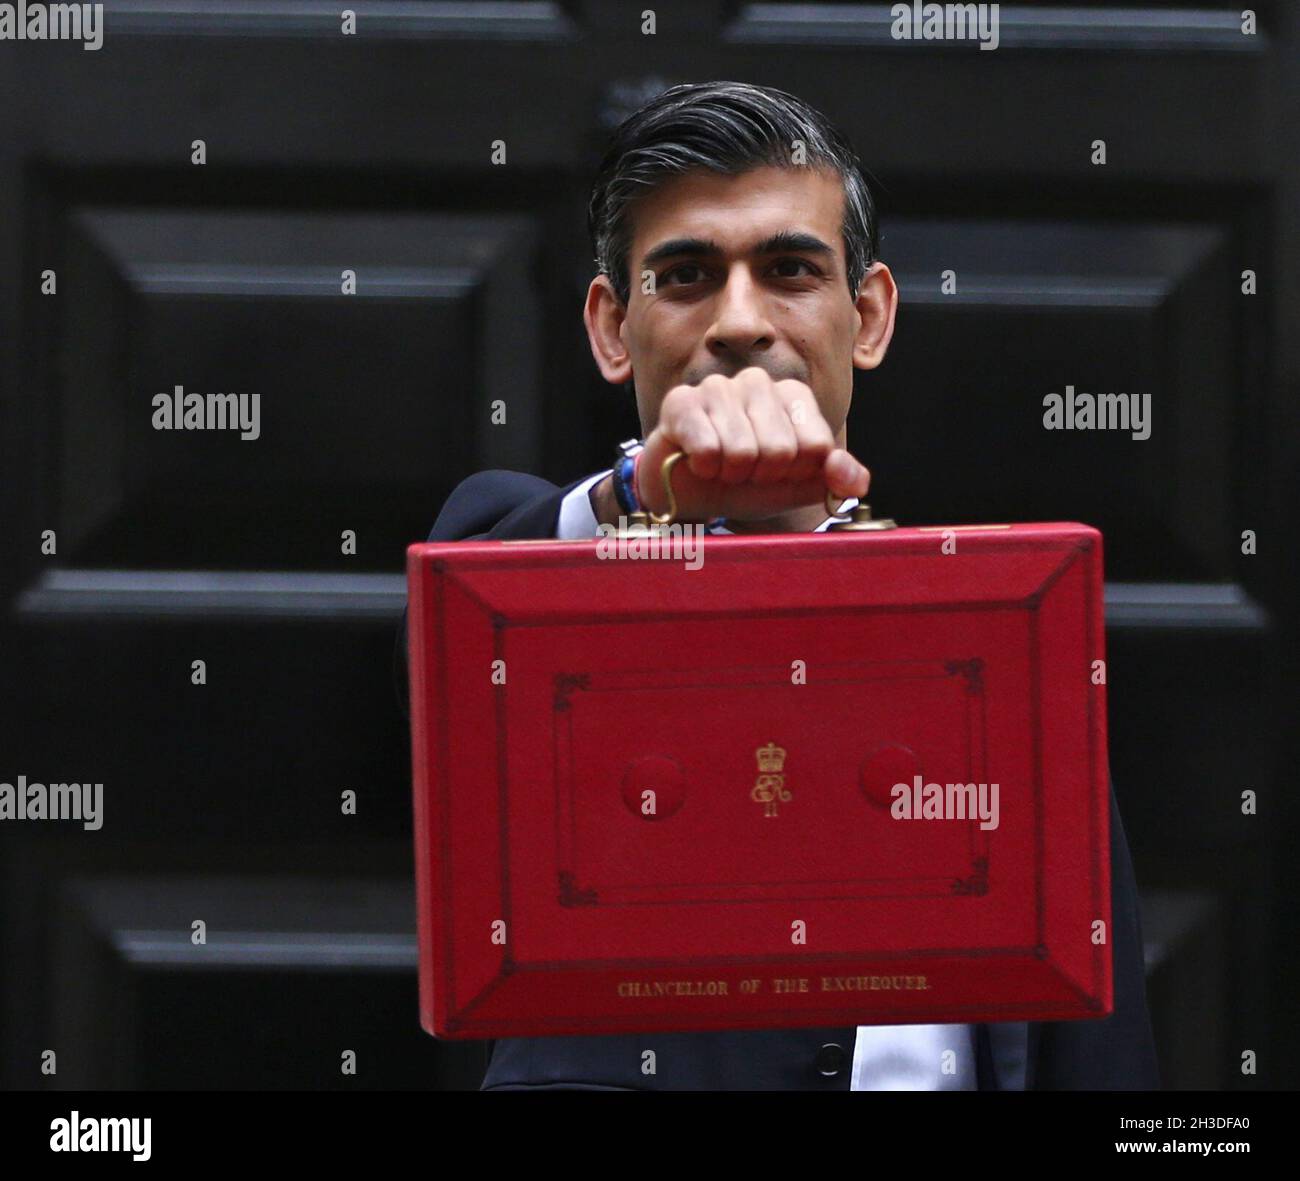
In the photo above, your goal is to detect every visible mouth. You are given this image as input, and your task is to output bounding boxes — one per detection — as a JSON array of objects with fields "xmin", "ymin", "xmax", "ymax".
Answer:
[{"xmin": 686, "ymin": 359, "xmax": 808, "ymax": 385}]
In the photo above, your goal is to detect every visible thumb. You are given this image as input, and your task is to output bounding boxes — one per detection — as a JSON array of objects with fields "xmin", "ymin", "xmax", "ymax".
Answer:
[{"xmin": 824, "ymin": 449, "xmax": 870, "ymax": 498}]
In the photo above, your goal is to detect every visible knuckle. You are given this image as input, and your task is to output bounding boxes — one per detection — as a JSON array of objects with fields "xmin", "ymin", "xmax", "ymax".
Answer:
[
  {"xmin": 763, "ymin": 442, "xmax": 798, "ymax": 467},
  {"xmin": 663, "ymin": 384, "xmax": 702, "ymax": 419},
  {"xmin": 769, "ymin": 379, "xmax": 811, "ymax": 403},
  {"xmin": 724, "ymin": 441, "xmax": 759, "ymax": 466},
  {"xmin": 736, "ymin": 367, "xmax": 773, "ymax": 396},
  {"xmin": 696, "ymin": 374, "xmax": 730, "ymax": 405}
]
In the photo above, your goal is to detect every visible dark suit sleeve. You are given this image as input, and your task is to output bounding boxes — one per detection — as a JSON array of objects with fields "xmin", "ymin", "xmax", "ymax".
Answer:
[
  {"xmin": 392, "ymin": 470, "xmax": 580, "ymax": 722},
  {"xmin": 1032, "ymin": 780, "xmax": 1161, "ymax": 1089}
]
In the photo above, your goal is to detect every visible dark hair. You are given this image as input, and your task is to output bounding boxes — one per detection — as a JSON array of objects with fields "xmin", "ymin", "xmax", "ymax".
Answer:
[{"xmin": 588, "ymin": 81, "xmax": 878, "ymax": 306}]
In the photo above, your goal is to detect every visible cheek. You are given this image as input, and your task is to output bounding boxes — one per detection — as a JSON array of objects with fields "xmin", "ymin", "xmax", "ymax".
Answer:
[
  {"xmin": 642, "ymin": 307, "xmax": 699, "ymax": 362},
  {"xmin": 796, "ymin": 310, "xmax": 852, "ymax": 366},
  {"xmin": 829, "ymin": 313, "xmax": 859, "ymax": 359},
  {"xmin": 623, "ymin": 314, "xmax": 659, "ymax": 365}
]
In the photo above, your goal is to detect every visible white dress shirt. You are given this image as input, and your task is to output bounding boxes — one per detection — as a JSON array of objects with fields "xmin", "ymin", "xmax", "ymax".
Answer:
[{"xmin": 556, "ymin": 470, "xmax": 978, "ymax": 1091}]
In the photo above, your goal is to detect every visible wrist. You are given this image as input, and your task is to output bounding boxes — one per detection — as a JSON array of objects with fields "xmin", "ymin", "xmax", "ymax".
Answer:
[{"xmin": 589, "ymin": 473, "xmax": 624, "ymax": 529}]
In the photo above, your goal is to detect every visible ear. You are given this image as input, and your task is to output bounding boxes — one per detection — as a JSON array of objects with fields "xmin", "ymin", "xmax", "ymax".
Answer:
[
  {"xmin": 851, "ymin": 261, "xmax": 898, "ymax": 371},
  {"xmin": 584, "ymin": 275, "xmax": 634, "ymax": 385}
]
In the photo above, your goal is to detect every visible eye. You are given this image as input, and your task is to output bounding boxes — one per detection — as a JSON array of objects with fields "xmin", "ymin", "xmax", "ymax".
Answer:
[
  {"xmin": 770, "ymin": 257, "xmax": 819, "ymax": 278},
  {"xmin": 661, "ymin": 263, "xmax": 708, "ymax": 286}
]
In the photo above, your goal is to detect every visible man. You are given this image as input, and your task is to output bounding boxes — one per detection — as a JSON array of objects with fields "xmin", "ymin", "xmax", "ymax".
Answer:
[{"xmin": 397, "ymin": 81, "xmax": 1160, "ymax": 1091}]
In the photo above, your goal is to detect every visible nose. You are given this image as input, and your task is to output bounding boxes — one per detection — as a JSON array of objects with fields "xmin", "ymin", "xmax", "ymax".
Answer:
[{"xmin": 704, "ymin": 266, "xmax": 776, "ymax": 364}]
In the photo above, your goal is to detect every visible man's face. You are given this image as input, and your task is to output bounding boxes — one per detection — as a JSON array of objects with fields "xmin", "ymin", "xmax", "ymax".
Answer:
[{"xmin": 604, "ymin": 164, "xmax": 884, "ymax": 443}]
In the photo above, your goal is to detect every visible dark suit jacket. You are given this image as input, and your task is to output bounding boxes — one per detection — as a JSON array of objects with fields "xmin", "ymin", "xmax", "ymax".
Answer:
[{"xmin": 396, "ymin": 469, "xmax": 1162, "ymax": 1091}]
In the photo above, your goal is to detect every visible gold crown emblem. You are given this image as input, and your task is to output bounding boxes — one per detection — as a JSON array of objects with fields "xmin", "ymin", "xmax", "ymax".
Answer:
[{"xmin": 755, "ymin": 742, "xmax": 786, "ymax": 773}]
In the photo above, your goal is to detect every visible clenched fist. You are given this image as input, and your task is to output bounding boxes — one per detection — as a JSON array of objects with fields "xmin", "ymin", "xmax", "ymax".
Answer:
[{"xmin": 633, "ymin": 367, "xmax": 870, "ymax": 526}]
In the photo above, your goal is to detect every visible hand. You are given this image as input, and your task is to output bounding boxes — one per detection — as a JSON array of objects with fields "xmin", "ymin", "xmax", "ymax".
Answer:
[{"xmin": 635, "ymin": 367, "xmax": 870, "ymax": 523}]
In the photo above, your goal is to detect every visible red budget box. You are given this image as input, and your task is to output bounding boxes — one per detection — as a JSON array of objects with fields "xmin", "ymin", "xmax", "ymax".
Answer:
[{"xmin": 406, "ymin": 522, "xmax": 1111, "ymax": 1039}]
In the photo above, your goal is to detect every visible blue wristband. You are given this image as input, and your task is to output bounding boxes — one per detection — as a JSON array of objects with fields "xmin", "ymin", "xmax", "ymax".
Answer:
[{"xmin": 612, "ymin": 454, "xmax": 641, "ymax": 514}]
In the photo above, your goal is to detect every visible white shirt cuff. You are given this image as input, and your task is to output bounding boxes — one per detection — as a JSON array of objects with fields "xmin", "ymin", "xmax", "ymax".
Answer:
[
  {"xmin": 851, "ymin": 1023, "xmax": 978, "ymax": 1091},
  {"xmin": 556, "ymin": 470, "xmax": 612, "ymax": 539}
]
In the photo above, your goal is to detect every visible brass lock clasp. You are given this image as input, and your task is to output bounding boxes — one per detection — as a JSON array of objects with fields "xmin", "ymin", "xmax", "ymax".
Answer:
[{"xmin": 823, "ymin": 491, "xmax": 898, "ymax": 531}]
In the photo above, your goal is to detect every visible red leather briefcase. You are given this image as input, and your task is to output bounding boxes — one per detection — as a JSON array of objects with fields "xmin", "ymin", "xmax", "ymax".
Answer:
[{"xmin": 407, "ymin": 506, "xmax": 1110, "ymax": 1039}]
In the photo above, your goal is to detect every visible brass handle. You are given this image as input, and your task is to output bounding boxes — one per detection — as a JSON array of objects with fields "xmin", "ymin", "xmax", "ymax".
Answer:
[
  {"xmin": 645, "ymin": 450, "xmax": 686, "ymax": 526},
  {"xmin": 621, "ymin": 449, "xmax": 896, "ymax": 532}
]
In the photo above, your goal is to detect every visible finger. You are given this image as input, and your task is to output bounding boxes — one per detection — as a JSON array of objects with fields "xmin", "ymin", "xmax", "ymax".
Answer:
[
  {"xmin": 773, "ymin": 380, "xmax": 834, "ymax": 482},
  {"xmin": 823, "ymin": 448, "xmax": 871, "ymax": 499},
  {"xmin": 655, "ymin": 388, "xmax": 722, "ymax": 484},
  {"xmin": 702, "ymin": 384, "xmax": 759, "ymax": 485},
  {"xmin": 742, "ymin": 383, "xmax": 799, "ymax": 485}
]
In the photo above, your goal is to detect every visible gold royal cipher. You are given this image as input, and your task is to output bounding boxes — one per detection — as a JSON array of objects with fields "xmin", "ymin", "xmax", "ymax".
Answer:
[{"xmin": 751, "ymin": 741, "xmax": 791, "ymax": 818}]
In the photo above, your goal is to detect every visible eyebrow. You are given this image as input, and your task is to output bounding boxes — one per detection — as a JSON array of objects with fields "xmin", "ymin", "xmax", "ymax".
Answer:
[
  {"xmin": 641, "ymin": 230, "xmax": 836, "ymax": 270},
  {"xmin": 756, "ymin": 230, "xmax": 837, "ymax": 259}
]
